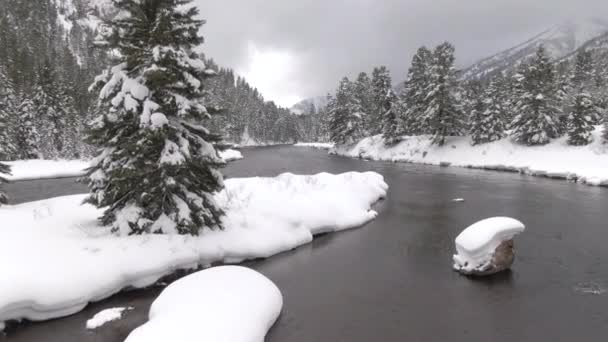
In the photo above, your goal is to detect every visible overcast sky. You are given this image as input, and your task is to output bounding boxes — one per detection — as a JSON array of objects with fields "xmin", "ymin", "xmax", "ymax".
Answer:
[{"xmin": 193, "ymin": 0, "xmax": 608, "ymax": 107}]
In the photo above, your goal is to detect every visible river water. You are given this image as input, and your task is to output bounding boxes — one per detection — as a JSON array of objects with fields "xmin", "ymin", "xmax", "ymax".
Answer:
[{"xmin": 2, "ymin": 146, "xmax": 608, "ymax": 341}]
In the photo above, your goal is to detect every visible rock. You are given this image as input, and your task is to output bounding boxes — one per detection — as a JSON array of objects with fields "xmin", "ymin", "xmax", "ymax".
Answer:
[{"xmin": 452, "ymin": 217, "xmax": 524, "ymax": 276}]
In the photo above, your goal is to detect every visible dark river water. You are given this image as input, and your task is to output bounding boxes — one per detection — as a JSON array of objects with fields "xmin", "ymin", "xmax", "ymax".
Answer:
[{"xmin": 2, "ymin": 146, "xmax": 608, "ymax": 342}]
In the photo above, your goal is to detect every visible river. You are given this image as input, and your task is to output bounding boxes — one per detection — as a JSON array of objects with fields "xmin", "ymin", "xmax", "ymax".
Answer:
[{"xmin": 2, "ymin": 146, "xmax": 608, "ymax": 341}]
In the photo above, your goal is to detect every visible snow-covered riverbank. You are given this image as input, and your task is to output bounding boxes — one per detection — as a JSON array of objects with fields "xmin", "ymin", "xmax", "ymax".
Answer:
[
  {"xmin": 2, "ymin": 149, "xmax": 244, "ymax": 182},
  {"xmin": 332, "ymin": 127, "xmax": 608, "ymax": 186},
  {"xmin": 0, "ymin": 172, "xmax": 387, "ymax": 327}
]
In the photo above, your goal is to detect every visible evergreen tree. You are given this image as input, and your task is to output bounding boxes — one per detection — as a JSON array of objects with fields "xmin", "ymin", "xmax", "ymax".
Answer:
[
  {"xmin": 567, "ymin": 92, "xmax": 596, "ymax": 146},
  {"xmin": 0, "ymin": 69, "xmax": 16, "ymax": 160},
  {"xmin": 470, "ymin": 78, "xmax": 506, "ymax": 145},
  {"xmin": 371, "ymin": 66, "xmax": 400, "ymax": 144},
  {"xmin": 85, "ymin": 0, "xmax": 225, "ymax": 235},
  {"xmin": 422, "ymin": 42, "xmax": 464, "ymax": 146},
  {"xmin": 15, "ymin": 97, "xmax": 40, "ymax": 159},
  {"xmin": 510, "ymin": 46, "xmax": 561, "ymax": 145},
  {"xmin": 328, "ymin": 77, "xmax": 364, "ymax": 144},
  {"xmin": 401, "ymin": 46, "xmax": 432, "ymax": 135},
  {"xmin": 354, "ymin": 72, "xmax": 374, "ymax": 134}
]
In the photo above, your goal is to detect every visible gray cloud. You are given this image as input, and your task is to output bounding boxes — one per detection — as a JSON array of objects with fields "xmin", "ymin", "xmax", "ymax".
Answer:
[{"xmin": 194, "ymin": 0, "xmax": 608, "ymax": 106}]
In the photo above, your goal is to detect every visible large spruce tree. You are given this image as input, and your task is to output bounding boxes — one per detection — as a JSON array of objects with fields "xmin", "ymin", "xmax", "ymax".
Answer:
[
  {"xmin": 510, "ymin": 46, "xmax": 560, "ymax": 145},
  {"xmin": 371, "ymin": 66, "xmax": 400, "ymax": 144},
  {"xmin": 470, "ymin": 78, "xmax": 506, "ymax": 145},
  {"xmin": 85, "ymin": 0, "xmax": 225, "ymax": 235},
  {"xmin": 401, "ymin": 46, "xmax": 432, "ymax": 135},
  {"xmin": 422, "ymin": 42, "xmax": 464, "ymax": 146},
  {"xmin": 567, "ymin": 92, "xmax": 596, "ymax": 146},
  {"xmin": 328, "ymin": 77, "xmax": 364, "ymax": 145}
]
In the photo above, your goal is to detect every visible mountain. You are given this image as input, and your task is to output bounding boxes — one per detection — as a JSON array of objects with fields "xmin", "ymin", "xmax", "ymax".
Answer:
[
  {"xmin": 290, "ymin": 96, "xmax": 330, "ymax": 115},
  {"xmin": 460, "ymin": 18, "xmax": 608, "ymax": 80}
]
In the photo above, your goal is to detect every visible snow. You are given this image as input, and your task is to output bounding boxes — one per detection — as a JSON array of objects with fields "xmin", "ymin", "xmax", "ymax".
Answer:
[
  {"xmin": 3, "ymin": 160, "xmax": 89, "ymax": 181},
  {"xmin": 125, "ymin": 266, "xmax": 282, "ymax": 342},
  {"xmin": 294, "ymin": 142, "xmax": 335, "ymax": 150},
  {"xmin": 0, "ymin": 172, "xmax": 387, "ymax": 325},
  {"xmin": 219, "ymin": 149, "xmax": 243, "ymax": 162},
  {"xmin": 332, "ymin": 127, "xmax": 608, "ymax": 187},
  {"xmin": 86, "ymin": 307, "xmax": 133, "ymax": 330},
  {"xmin": 453, "ymin": 217, "xmax": 525, "ymax": 274},
  {"xmin": 2, "ymin": 150, "xmax": 246, "ymax": 181}
]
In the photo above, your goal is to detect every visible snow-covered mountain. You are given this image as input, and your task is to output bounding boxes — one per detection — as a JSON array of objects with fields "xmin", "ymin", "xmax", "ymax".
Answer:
[
  {"xmin": 290, "ymin": 96, "xmax": 330, "ymax": 115},
  {"xmin": 461, "ymin": 18, "xmax": 608, "ymax": 80}
]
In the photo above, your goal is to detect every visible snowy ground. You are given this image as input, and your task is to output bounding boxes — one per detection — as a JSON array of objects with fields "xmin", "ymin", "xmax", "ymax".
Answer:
[
  {"xmin": 125, "ymin": 266, "xmax": 282, "ymax": 342},
  {"xmin": 2, "ymin": 149, "xmax": 244, "ymax": 181},
  {"xmin": 294, "ymin": 142, "xmax": 335, "ymax": 150},
  {"xmin": 0, "ymin": 172, "xmax": 387, "ymax": 326},
  {"xmin": 332, "ymin": 127, "xmax": 608, "ymax": 186}
]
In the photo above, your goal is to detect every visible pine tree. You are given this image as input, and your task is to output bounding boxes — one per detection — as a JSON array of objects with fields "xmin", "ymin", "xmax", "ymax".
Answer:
[
  {"xmin": 0, "ymin": 68, "xmax": 17, "ymax": 160},
  {"xmin": 470, "ymin": 78, "xmax": 506, "ymax": 145},
  {"xmin": 510, "ymin": 46, "xmax": 561, "ymax": 145},
  {"xmin": 567, "ymin": 92, "xmax": 596, "ymax": 146},
  {"xmin": 85, "ymin": 0, "xmax": 225, "ymax": 235},
  {"xmin": 371, "ymin": 66, "xmax": 400, "ymax": 144},
  {"xmin": 14, "ymin": 96, "xmax": 40, "ymax": 159},
  {"xmin": 422, "ymin": 42, "xmax": 465, "ymax": 146},
  {"xmin": 401, "ymin": 46, "xmax": 432, "ymax": 135},
  {"xmin": 328, "ymin": 77, "xmax": 364, "ymax": 145},
  {"xmin": 354, "ymin": 72, "xmax": 374, "ymax": 134}
]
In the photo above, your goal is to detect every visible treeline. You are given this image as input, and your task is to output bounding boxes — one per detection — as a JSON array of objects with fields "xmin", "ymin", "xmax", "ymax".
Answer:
[
  {"xmin": 327, "ymin": 42, "xmax": 608, "ymax": 147},
  {"xmin": 0, "ymin": 0, "xmax": 304, "ymax": 163}
]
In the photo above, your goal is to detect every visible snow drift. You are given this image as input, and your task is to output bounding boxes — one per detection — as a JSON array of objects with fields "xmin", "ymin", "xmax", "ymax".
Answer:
[
  {"xmin": 3, "ymin": 149, "xmax": 244, "ymax": 181},
  {"xmin": 86, "ymin": 307, "xmax": 132, "ymax": 330},
  {"xmin": 125, "ymin": 266, "xmax": 282, "ymax": 342},
  {"xmin": 294, "ymin": 142, "xmax": 335, "ymax": 150},
  {"xmin": 0, "ymin": 172, "xmax": 387, "ymax": 326},
  {"xmin": 453, "ymin": 217, "xmax": 525, "ymax": 275},
  {"xmin": 332, "ymin": 128, "xmax": 608, "ymax": 186}
]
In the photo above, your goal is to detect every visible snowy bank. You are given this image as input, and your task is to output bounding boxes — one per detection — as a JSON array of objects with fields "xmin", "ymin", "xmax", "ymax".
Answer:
[
  {"xmin": 332, "ymin": 127, "xmax": 608, "ymax": 186},
  {"xmin": 0, "ymin": 172, "xmax": 387, "ymax": 325},
  {"xmin": 453, "ymin": 217, "xmax": 525, "ymax": 275},
  {"xmin": 218, "ymin": 149, "xmax": 244, "ymax": 162},
  {"xmin": 125, "ymin": 266, "xmax": 282, "ymax": 342},
  {"xmin": 4, "ymin": 160, "xmax": 89, "ymax": 181},
  {"xmin": 294, "ymin": 142, "xmax": 335, "ymax": 150},
  {"xmin": 3, "ymin": 151, "xmax": 244, "ymax": 182},
  {"xmin": 86, "ymin": 307, "xmax": 133, "ymax": 330}
]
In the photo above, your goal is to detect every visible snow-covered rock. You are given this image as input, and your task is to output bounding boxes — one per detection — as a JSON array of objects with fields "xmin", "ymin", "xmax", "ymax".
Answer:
[
  {"xmin": 219, "ymin": 149, "xmax": 244, "ymax": 162},
  {"xmin": 332, "ymin": 129, "xmax": 608, "ymax": 187},
  {"xmin": 0, "ymin": 172, "xmax": 387, "ymax": 326},
  {"xmin": 86, "ymin": 307, "xmax": 133, "ymax": 330},
  {"xmin": 453, "ymin": 217, "xmax": 525, "ymax": 276},
  {"xmin": 125, "ymin": 266, "xmax": 282, "ymax": 342},
  {"xmin": 294, "ymin": 142, "xmax": 335, "ymax": 150}
]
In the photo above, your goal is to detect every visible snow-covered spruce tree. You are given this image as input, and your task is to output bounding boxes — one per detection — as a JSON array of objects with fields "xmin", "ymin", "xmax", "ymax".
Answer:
[
  {"xmin": 567, "ymin": 92, "xmax": 596, "ymax": 146},
  {"xmin": 422, "ymin": 42, "xmax": 465, "ymax": 146},
  {"xmin": 0, "ymin": 68, "xmax": 17, "ymax": 160},
  {"xmin": 33, "ymin": 63, "xmax": 67, "ymax": 159},
  {"xmin": 371, "ymin": 66, "xmax": 400, "ymax": 144},
  {"xmin": 510, "ymin": 46, "xmax": 561, "ymax": 145},
  {"xmin": 470, "ymin": 78, "xmax": 506, "ymax": 145},
  {"xmin": 354, "ymin": 72, "xmax": 374, "ymax": 135},
  {"xmin": 328, "ymin": 77, "xmax": 364, "ymax": 145},
  {"xmin": 85, "ymin": 0, "xmax": 225, "ymax": 235},
  {"xmin": 401, "ymin": 46, "xmax": 432, "ymax": 135},
  {"xmin": 14, "ymin": 96, "xmax": 40, "ymax": 159}
]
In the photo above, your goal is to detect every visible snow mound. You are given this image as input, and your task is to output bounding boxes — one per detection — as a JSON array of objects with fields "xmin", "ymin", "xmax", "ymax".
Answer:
[
  {"xmin": 86, "ymin": 307, "xmax": 133, "ymax": 330},
  {"xmin": 453, "ymin": 217, "xmax": 525, "ymax": 273},
  {"xmin": 219, "ymin": 149, "xmax": 244, "ymax": 162},
  {"xmin": 294, "ymin": 142, "xmax": 335, "ymax": 150},
  {"xmin": 332, "ymin": 128, "xmax": 608, "ymax": 187},
  {"xmin": 125, "ymin": 266, "xmax": 282, "ymax": 342},
  {"xmin": 0, "ymin": 172, "xmax": 387, "ymax": 326},
  {"xmin": 4, "ymin": 160, "xmax": 89, "ymax": 181}
]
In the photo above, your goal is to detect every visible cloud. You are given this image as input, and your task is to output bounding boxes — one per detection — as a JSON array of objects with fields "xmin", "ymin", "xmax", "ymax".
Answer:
[{"xmin": 194, "ymin": 0, "xmax": 608, "ymax": 106}]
